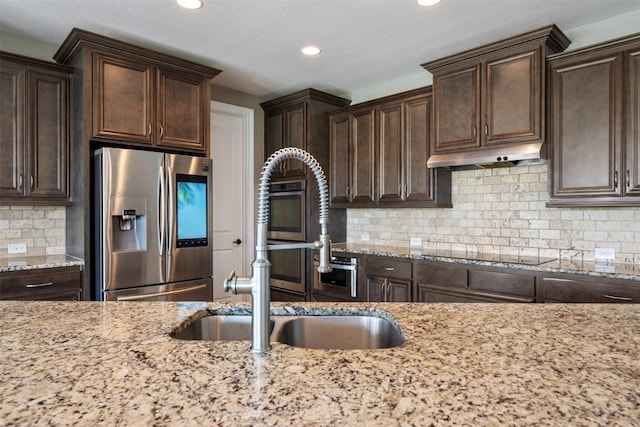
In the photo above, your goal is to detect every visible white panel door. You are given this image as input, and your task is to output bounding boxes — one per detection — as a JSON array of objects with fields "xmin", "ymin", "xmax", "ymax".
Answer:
[{"xmin": 211, "ymin": 101, "xmax": 254, "ymax": 302}]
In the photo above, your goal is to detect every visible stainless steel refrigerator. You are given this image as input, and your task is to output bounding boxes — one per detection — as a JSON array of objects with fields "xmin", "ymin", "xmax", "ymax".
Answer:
[{"xmin": 93, "ymin": 147, "xmax": 213, "ymax": 301}]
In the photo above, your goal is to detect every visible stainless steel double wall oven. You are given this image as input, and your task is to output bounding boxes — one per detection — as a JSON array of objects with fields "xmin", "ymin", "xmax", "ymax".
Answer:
[{"xmin": 267, "ymin": 179, "xmax": 307, "ymax": 297}]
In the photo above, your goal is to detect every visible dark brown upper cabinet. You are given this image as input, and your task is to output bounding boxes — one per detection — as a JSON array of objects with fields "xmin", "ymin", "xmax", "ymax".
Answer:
[
  {"xmin": 261, "ymin": 89, "xmax": 350, "ymax": 180},
  {"xmin": 0, "ymin": 52, "xmax": 73, "ymax": 205},
  {"xmin": 422, "ymin": 25, "xmax": 570, "ymax": 155},
  {"xmin": 547, "ymin": 33, "xmax": 640, "ymax": 206},
  {"xmin": 55, "ymin": 28, "xmax": 220, "ymax": 155},
  {"xmin": 329, "ymin": 87, "xmax": 451, "ymax": 208},
  {"xmin": 329, "ymin": 105, "xmax": 376, "ymax": 206}
]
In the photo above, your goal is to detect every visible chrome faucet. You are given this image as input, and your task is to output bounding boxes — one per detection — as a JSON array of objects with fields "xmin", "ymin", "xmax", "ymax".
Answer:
[{"xmin": 223, "ymin": 147, "xmax": 333, "ymax": 353}]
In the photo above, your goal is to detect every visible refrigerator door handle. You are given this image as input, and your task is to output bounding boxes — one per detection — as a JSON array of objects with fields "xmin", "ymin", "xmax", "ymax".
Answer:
[
  {"xmin": 167, "ymin": 166, "xmax": 174, "ymax": 257},
  {"xmin": 158, "ymin": 164, "xmax": 166, "ymax": 256}
]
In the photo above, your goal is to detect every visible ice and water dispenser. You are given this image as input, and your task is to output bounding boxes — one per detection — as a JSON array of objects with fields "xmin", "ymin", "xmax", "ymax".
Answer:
[{"xmin": 111, "ymin": 196, "xmax": 147, "ymax": 252}]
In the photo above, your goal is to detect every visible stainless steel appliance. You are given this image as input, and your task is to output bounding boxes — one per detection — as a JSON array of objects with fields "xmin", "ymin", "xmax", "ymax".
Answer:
[
  {"xmin": 267, "ymin": 179, "xmax": 307, "ymax": 298},
  {"xmin": 313, "ymin": 254, "xmax": 358, "ymax": 298},
  {"xmin": 268, "ymin": 240, "xmax": 306, "ymax": 294},
  {"xmin": 93, "ymin": 147, "xmax": 213, "ymax": 301},
  {"xmin": 267, "ymin": 179, "xmax": 306, "ymax": 241}
]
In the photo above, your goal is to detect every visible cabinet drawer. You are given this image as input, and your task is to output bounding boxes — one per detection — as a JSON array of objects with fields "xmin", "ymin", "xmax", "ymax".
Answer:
[
  {"xmin": 365, "ymin": 258, "xmax": 411, "ymax": 280},
  {"xmin": 414, "ymin": 262, "xmax": 467, "ymax": 288},
  {"xmin": 0, "ymin": 268, "xmax": 81, "ymax": 300},
  {"xmin": 469, "ymin": 269, "xmax": 535, "ymax": 298},
  {"xmin": 541, "ymin": 276, "xmax": 640, "ymax": 303}
]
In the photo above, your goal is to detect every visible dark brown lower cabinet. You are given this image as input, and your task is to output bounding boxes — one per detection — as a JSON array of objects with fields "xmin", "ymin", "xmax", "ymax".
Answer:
[
  {"xmin": 0, "ymin": 266, "xmax": 82, "ymax": 301},
  {"xmin": 414, "ymin": 261, "xmax": 536, "ymax": 303},
  {"xmin": 365, "ymin": 257, "xmax": 412, "ymax": 302},
  {"xmin": 540, "ymin": 273, "xmax": 640, "ymax": 303}
]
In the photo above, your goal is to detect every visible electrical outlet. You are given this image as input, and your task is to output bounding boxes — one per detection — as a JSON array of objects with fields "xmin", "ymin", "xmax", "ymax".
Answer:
[
  {"xmin": 410, "ymin": 237, "xmax": 422, "ymax": 247},
  {"xmin": 595, "ymin": 248, "xmax": 615, "ymax": 260},
  {"xmin": 360, "ymin": 234, "xmax": 369, "ymax": 242},
  {"xmin": 8, "ymin": 243, "xmax": 27, "ymax": 254}
]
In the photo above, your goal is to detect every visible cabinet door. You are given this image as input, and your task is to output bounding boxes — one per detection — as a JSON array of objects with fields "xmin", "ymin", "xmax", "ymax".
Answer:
[
  {"xmin": 0, "ymin": 63, "xmax": 25, "ymax": 198},
  {"xmin": 377, "ymin": 101, "xmax": 403, "ymax": 203},
  {"xmin": 93, "ymin": 52, "xmax": 154, "ymax": 144},
  {"xmin": 282, "ymin": 102, "xmax": 306, "ymax": 176},
  {"xmin": 351, "ymin": 109, "xmax": 376, "ymax": 204},
  {"xmin": 627, "ymin": 48, "xmax": 640, "ymax": 196},
  {"xmin": 485, "ymin": 49, "xmax": 540, "ymax": 145},
  {"xmin": 404, "ymin": 95, "xmax": 434, "ymax": 203},
  {"xmin": 265, "ymin": 110, "xmax": 285, "ymax": 177},
  {"xmin": 27, "ymin": 70, "xmax": 69, "ymax": 200},
  {"xmin": 387, "ymin": 279, "xmax": 411, "ymax": 302},
  {"xmin": 432, "ymin": 65, "xmax": 480, "ymax": 152},
  {"xmin": 329, "ymin": 113, "xmax": 350, "ymax": 204},
  {"xmin": 156, "ymin": 68, "xmax": 207, "ymax": 153},
  {"xmin": 549, "ymin": 52, "xmax": 623, "ymax": 200},
  {"xmin": 366, "ymin": 276, "xmax": 387, "ymax": 302}
]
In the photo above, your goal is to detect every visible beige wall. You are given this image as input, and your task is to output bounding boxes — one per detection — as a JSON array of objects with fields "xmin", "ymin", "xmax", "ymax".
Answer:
[{"xmin": 347, "ymin": 164, "xmax": 640, "ymax": 264}]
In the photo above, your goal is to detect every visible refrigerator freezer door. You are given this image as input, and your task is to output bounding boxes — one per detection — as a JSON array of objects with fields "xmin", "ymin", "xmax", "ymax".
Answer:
[
  {"xmin": 96, "ymin": 148, "xmax": 165, "ymax": 291},
  {"xmin": 105, "ymin": 278, "xmax": 213, "ymax": 301},
  {"xmin": 166, "ymin": 154, "xmax": 213, "ymax": 283}
]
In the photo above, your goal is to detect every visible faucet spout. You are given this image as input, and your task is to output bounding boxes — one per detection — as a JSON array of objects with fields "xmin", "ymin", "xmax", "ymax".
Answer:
[{"xmin": 224, "ymin": 147, "xmax": 332, "ymax": 353}]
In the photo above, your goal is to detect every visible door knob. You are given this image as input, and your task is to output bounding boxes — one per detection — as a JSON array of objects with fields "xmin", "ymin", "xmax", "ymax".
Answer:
[{"xmin": 233, "ymin": 239, "xmax": 242, "ymax": 245}]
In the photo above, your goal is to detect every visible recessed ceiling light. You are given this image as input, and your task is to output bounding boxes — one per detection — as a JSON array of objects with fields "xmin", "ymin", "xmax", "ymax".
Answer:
[
  {"xmin": 177, "ymin": 0, "xmax": 203, "ymax": 10},
  {"xmin": 417, "ymin": 0, "xmax": 442, "ymax": 6},
  {"xmin": 302, "ymin": 46, "xmax": 321, "ymax": 56}
]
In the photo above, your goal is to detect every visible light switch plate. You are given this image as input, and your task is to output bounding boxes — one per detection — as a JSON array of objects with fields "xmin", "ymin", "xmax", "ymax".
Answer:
[
  {"xmin": 595, "ymin": 248, "xmax": 615, "ymax": 260},
  {"xmin": 410, "ymin": 237, "xmax": 422, "ymax": 246},
  {"xmin": 8, "ymin": 243, "xmax": 27, "ymax": 254}
]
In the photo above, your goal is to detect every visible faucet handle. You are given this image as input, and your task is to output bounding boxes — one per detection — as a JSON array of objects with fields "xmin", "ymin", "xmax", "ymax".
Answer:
[{"xmin": 223, "ymin": 270, "xmax": 236, "ymax": 293}]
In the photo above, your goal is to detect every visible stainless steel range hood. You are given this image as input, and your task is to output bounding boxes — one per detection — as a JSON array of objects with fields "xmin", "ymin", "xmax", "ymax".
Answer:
[{"xmin": 427, "ymin": 142, "xmax": 547, "ymax": 169}]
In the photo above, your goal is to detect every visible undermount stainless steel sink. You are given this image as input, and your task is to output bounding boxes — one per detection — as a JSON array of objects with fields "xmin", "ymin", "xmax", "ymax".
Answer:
[{"xmin": 171, "ymin": 313, "xmax": 405, "ymax": 350}]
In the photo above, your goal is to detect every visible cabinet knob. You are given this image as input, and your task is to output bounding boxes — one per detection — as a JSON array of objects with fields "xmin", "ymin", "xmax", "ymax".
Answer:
[
  {"xmin": 18, "ymin": 174, "xmax": 24, "ymax": 189},
  {"xmin": 614, "ymin": 171, "xmax": 619, "ymax": 189},
  {"xmin": 30, "ymin": 175, "xmax": 34, "ymax": 190},
  {"xmin": 233, "ymin": 239, "xmax": 242, "ymax": 245}
]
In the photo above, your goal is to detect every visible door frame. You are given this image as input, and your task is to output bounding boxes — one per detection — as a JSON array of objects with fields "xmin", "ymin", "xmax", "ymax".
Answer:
[{"xmin": 210, "ymin": 100, "xmax": 255, "ymax": 277}]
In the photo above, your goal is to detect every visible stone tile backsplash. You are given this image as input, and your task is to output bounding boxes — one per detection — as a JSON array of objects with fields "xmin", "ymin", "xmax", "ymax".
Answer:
[
  {"xmin": 346, "ymin": 164, "xmax": 640, "ymax": 264},
  {"xmin": 0, "ymin": 205, "xmax": 66, "ymax": 257}
]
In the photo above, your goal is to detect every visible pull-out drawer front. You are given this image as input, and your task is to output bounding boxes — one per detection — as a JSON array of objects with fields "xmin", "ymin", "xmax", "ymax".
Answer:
[
  {"xmin": 541, "ymin": 276, "xmax": 640, "ymax": 303},
  {"xmin": 469, "ymin": 269, "xmax": 536, "ymax": 298},
  {"xmin": 414, "ymin": 262, "xmax": 467, "ymax": 288},
  {"xmin": 0, "ymin": 268, "xmax": 81, "ymax": 300},
  {"xmin": 366, "ymin": 258, "xmax": 412, "ymax": 280}
]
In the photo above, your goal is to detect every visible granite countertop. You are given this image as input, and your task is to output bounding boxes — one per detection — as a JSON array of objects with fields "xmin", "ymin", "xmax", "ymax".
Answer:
[
  {"xmin": 333, "ymin": 243, "xmax": 640, "ymax": 282},
  {"xmin": 0, "ymin": 255, "xmax": 84, "ymax": 273},
  {"xmin": 1, "ymin": 301, "xmax": 639, "ymax": 425}
]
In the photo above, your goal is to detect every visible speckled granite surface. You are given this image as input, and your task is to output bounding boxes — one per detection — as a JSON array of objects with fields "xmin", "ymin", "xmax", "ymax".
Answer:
[
  {"xmin": 333, "ymin": 243, "xmax": 640, "ymax": 281},
  {"xmin": 0, "ymin": 255, "xmax": 84, "ymax": 273},
  {"xmin": 1, "ymin": 301, "xmax": 639, "ymax": 426}
]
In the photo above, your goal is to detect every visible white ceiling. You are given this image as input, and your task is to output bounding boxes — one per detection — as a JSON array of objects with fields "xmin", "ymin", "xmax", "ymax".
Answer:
[{"xmin": 1, "ymin": 0, "xmax": 639, "ymax": 102}]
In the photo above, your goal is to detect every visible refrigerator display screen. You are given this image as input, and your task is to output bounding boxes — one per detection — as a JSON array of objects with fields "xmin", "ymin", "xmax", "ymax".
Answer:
[{"xmin": 176, "ymin": 174, "xmax": 208, "ymax": 247}]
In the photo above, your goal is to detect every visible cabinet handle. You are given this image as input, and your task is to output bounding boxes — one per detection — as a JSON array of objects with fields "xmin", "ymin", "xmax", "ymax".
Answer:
[
  {"xmin": 484, "ymin": 124, "xmax": 488, "ymax": 136},
  {"xmin": 25, "ymin": 282, "xmax": 54, "ymax": 288},
  {"xmin": 30, "ymin": 175, "xmax": 34, "ymax": 190},
  {"xmin": 602, "ymin": 294, "xmax": 633, "ymax": 302},
  {"xmin": 473, "ymin": 126, "xmax": 477, "ymax": 138},
  {"xmin": 18, "ymin": 174, "xmax": 24, "ymax": 189},
  {"xmin": 627, "ymin": 170, "xmax": 631, "ymax": 189},
  {"xmin": 148, "ymin": 123, "xmax": 152, "ymax": 136},
  {"xmin": 614, "ymin": 171, "xmax": 619, "ymax": 189},
  {"xmin": 345, "ymin": 186, "xmax": 350, "ymax": 197},
  {"xmin": 160, "ymin": 125, "xmax": 164, "ymax": 138},
  {"xmin": 384, "ymin": 267, "xmax": 395, "ymax": 271}
]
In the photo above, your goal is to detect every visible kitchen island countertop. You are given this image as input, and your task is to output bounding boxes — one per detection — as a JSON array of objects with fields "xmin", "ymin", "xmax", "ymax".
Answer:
[{"xmin": 1, "ymin": 301, "xmax": 639, "ymax": 426}]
